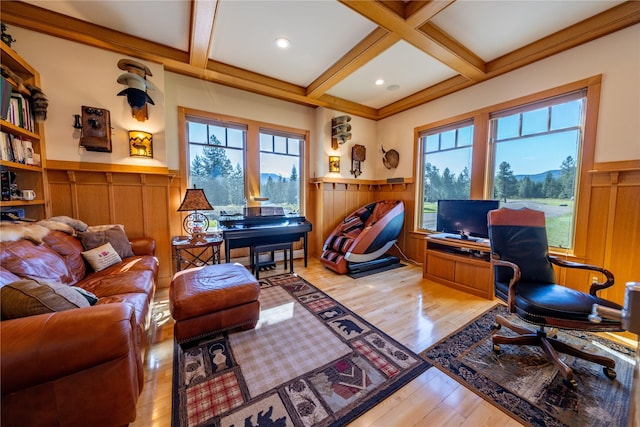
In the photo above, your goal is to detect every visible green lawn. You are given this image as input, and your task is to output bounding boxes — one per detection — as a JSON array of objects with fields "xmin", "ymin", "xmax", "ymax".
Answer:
[
  {"xmin": 545, "ymin": 214, "xmax": 572, "ymax": 249},
  {"xmin": 422, "ymin": 198, "xmax": 574, "ymax": 249}
]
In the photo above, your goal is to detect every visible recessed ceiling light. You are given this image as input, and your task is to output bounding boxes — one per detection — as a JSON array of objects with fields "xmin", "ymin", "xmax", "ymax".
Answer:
[
  {"xmin": 375, "ymin": 79, "xmax": 385, "ymax": 86},
  {"xmin": 387, "ymin": 84, "xmax": 400, "ymax": 91},
  {"xmin": 275, "ymin": 37, "xmax": 291, "ymax": 49}
]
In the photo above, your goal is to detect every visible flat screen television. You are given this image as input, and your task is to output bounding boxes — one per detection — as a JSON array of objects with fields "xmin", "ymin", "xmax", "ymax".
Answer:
[{"xmin": 436, "ymin": 199, "xmax": 499, "ymax": 240}]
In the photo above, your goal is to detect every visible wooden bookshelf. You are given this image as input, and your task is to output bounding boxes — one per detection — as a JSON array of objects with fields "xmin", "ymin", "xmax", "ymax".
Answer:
[{"xmin": 0, "ymin": 41, "xmax": 48, "ymax": 220}]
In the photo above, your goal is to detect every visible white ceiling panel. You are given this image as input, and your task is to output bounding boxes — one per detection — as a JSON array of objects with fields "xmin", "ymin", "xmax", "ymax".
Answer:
[
  {"xmin": 327, "ymin": 40, "xmax": 458, "ymax": 108},
  {"xmin": 431, "ymin": 0, "xmax": 627, "ymax": 61},
  {"xmin": 9, "ymin": 0, "xmax": 635, "ymax": 118},
  {"xmin": 210, "ymin": 0, "xmax": 377, "ymax": 86},
  {"xmin": 24, "ymin": 0, "xmax": 191, "ymax": 51}
]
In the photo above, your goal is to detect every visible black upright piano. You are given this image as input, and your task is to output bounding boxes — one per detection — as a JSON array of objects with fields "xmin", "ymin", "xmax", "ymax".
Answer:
[{"xmin": 219, "ymin": 207, "xmax": 312, "ymax": 265}]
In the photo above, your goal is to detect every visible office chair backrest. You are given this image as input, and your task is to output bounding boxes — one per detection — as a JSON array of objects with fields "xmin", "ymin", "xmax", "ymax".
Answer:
[{"xmin": 488, "ymin": 207, "xmax": 556, "ymax": 284}]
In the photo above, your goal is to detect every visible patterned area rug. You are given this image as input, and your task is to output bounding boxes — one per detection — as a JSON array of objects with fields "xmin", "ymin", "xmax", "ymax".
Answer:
[
  {"xmin": 420, "ymin": 305, "xmax": 636, "ymax": 427},
  {"xmin": 172, "ymin": 273, "xmax": 431, "ymax": 427}
]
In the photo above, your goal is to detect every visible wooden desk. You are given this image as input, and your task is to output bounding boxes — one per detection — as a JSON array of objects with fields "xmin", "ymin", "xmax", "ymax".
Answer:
[{"xmin": 172, "ymin": 235, "xmax": 223, "ymax": 271}]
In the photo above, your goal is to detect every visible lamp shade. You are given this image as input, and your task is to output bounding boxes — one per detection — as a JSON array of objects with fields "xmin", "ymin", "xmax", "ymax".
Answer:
[{"xmin": 177, "ymin": 186, "xmax": 213, "ymax": 212}]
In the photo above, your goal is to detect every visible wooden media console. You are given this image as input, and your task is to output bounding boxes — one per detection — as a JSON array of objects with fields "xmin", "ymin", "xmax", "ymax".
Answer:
[{"xmin": 423, "ymin": 234, "xmax": 494, "ymax": 300}]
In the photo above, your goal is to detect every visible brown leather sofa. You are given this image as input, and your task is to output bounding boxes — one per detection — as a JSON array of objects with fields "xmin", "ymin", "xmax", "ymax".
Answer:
[{"xmin": 0, "ymin": 227, "xmax": 158, "ymax": 427}]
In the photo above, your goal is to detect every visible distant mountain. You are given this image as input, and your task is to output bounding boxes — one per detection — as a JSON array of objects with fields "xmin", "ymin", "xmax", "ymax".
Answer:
[{"xmin": 515, "ymin": 169, "xmax": 561, "ymax": 183}]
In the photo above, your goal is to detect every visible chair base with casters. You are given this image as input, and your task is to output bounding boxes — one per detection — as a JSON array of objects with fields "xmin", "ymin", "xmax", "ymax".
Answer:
[
  {"xmin": 488, "ymin": 207, "xmax": 624, "ymax": 390},
  {"xmin": 491, "ymin": 315, "xmax": 617, "ymax": 389}
]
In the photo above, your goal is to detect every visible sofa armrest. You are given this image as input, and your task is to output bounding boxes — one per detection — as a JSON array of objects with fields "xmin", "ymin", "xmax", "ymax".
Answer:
[
  {"xmin": 1, "ymin": 303, "xmax": 137, "ymax": 394},
  {"xmin": 130, "ymin": 237, "xmax": 156, "ymax": 256}
]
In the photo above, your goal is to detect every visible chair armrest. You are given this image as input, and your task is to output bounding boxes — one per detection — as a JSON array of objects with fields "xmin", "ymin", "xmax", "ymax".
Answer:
[
  {"xmin": 491, "ymin": 255, "xmax": 521, "ymax": 312},
  {"xmin": 130, "ymin": 237, "xmax": 156, "ymax": 256},
  {"xmin": 548, "ymin": 256, "xmax": 614, "ymax": 295},
  {"xmin": 1, "ymin": 303, "xmax": 137, "ymax": 394}
]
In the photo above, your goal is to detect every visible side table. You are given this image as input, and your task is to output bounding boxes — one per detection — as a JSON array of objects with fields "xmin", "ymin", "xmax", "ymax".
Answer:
[{"xmin": 172, "ymin": 234, "xmax": 223, "ymax": 271}]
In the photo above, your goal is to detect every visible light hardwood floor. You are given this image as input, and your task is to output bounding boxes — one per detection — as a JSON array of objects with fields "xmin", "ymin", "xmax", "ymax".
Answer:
[{"xmin": 132, "ymin": 257, "xmax": 526, "ymax": 427}]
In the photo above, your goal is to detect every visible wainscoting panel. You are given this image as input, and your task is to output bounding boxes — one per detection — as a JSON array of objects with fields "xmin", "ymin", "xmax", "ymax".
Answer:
[
  {"xmin": 308, "ymin": 179, "xmax": 418, "ymax": 264},
  {"xmin": 46, "ymin": 166, "xmax": 176, "ymax": 285},
  {"xmin": 587, "ymin": 164, "xmax": 640, "ymax": 305}
]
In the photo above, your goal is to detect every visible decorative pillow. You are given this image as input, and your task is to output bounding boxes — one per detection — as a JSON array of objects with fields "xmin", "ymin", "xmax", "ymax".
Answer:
[
  {"xmin": 71, "ymin": 286, "xmax": 99, "ymax": 305},
  {"xmin": 81, "ymin": 242, "xmax": 123, "ymax": 272},
  {"xmin": 78, "ymin": 226, "xmax": 134, "ymax": 259},
  {"xmin": 1, "ymin": 279, "xmax": 90, "ymax": 320}
]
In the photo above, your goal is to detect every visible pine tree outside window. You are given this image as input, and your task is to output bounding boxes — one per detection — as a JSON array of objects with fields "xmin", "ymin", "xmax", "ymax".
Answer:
[
  {"xmin": 181, "ymin": 108, "xmax": 308, "ymax": 220},
  {"xmin": 489, "ymin": 90, "xmax": 585, "ymax": 249},
  {"xmin": 187, "ymin": 119, "xmax": 246, "ymax": 215},
  {"xmin": 417, "ymin": 120, "xmax": 474, "ymax": 230},
  {"xmin": 259, "ymin": 130, "xmax": 302, "ymax": 213}
]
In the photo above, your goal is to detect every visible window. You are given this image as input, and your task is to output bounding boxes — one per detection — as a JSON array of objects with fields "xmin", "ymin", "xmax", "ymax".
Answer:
[
  {"xmin": 187, "ymin": 119, "xmax": 246, "ymax": 213},
  {"xmin": 414, "ymin": 77, "xmax": 601, "ymax": 253},
  {"xmin": 259, "ymin": 129, "xmax": 302, "ymax": 213},
  {"xmin": 489, "ymin": 91, "xmax": 585, "ymax": 248},
  {"xmin": 181, "ymin": 108, "xmax": 307, "ymax": 218},
  {"xmin": 417, "ymin": 120, "xmax": 474, "ymax": 230}
]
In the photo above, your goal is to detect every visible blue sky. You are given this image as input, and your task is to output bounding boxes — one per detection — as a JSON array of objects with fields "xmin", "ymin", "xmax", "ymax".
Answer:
[{"xmin": 428, "ymin": 99, "xmax": 582, "ymax": 177}]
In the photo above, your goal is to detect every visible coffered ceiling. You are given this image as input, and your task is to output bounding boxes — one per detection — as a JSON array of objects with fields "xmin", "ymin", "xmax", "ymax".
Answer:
[{"xmin": 3, "ymin": 0, "xmax": 639, "ymax": 120}]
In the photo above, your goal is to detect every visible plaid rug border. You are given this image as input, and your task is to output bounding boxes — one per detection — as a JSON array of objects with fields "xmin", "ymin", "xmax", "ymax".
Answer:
[{"xmin": 172, "ymin": 273, "xmax": 432, "ymax": 427}]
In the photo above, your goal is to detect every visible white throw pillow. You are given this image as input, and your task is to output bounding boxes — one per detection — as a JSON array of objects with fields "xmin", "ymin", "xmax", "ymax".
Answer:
[{"xmin": 81, "ymin": 242, "xmax": 122, "ymax": 272}]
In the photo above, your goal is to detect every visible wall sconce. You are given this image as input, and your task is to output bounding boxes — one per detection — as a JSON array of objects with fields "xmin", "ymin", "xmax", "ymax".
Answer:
[
  {"xmin": 129, "ymin": 130, "xmax": 153, "ymax": 158},
  {"xmin": 329, "ymin": 156, "xmax": 340, "ymax": 173}
]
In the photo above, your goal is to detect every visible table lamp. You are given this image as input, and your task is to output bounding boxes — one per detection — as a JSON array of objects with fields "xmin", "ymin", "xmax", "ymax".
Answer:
[{"xmin": 178, "ymin": 185, "xmax": 213, "ymax": 243}]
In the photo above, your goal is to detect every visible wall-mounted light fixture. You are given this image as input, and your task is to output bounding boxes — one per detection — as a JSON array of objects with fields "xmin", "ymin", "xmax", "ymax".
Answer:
[
  {"xmin": 129, "ymin": 130, "xmax": 153, "ymax": 158},
  {"xmin": 329, "ymin": 156, "xmax": 340, "ymax": 173}
]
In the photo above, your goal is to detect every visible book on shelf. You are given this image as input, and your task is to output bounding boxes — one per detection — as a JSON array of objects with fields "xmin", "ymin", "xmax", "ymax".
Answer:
[
  {"xmin": 1, "ymin": 76, "xmax": 12, "ymax": 121},
  {"xmin": 0, "ymin": 131, "xmax": 37, "ymax": 165},
  {"xmin": 1, "ymin": 170, "xmax": 16, "ymax": 201},
  {"xmin": 22, "ymin": 139, "xmax": 34, "ymax": 165},
  {"xmin": 7, "ymin": 93, "xmax": 34, "ymax": 132}
]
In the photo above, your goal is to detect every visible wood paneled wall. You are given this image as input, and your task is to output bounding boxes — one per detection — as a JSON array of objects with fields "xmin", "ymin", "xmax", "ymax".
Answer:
[
  {"xmin": 583, "ymin": 161, "xmax": 640, "ymax": 305},
  {"xmin": 44, "ymin": 160, "xmax": 638, "ymax": 305},
  {"xmin": 307, "ymin": 178, "xmax": 423, "ymax": 264},
  {"xmin": 46, "ymin": 162, "xmax": 182, "ymax": 286}
]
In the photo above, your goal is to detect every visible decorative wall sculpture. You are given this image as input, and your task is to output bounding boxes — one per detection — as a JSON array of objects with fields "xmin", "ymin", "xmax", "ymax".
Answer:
[{"xmin": 331, "ymin": 115, "xmax": 351, "ymax": 149}]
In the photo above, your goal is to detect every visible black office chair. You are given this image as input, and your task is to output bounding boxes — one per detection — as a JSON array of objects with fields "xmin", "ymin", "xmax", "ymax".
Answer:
[{"xmin": 487, "ymin": 207, "xmax": 624, "ymax": 389}]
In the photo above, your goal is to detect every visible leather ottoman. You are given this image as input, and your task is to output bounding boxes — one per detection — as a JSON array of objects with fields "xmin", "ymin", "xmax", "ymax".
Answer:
[{"xmin": 169, "ymin": 263, "xmax": 260, "ymax": 344}]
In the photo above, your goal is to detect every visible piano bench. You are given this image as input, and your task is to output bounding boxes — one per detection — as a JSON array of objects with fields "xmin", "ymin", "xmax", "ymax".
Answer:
[
  {"xmin": 251, "ymin": 242, "xmax": 294, "ymax": 279},
  {"xmin": 169, "ymin": 263, "xmax": 260, "ymax": 345}
]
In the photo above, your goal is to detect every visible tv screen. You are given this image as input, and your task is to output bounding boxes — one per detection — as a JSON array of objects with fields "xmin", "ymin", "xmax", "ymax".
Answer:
[{"xmin": 436, "ymin": 199, "xmax": 499, "ymax": 239}]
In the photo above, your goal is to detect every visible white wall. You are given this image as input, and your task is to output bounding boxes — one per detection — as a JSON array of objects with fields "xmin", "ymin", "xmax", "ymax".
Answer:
[
  {"xmin": 9, "ymin": 27, "xmax": 166, "ymax": 167},
  {"xmin": 376, "ymin": 24, "xmax": 640, "ymax": 180},
  {"xmin": 312, "ymin": 107, "xmax": 378, "ymax": 180},
  {"xmin": 163, "ymin": 72, "xmax": 315, "ymax": 171}
]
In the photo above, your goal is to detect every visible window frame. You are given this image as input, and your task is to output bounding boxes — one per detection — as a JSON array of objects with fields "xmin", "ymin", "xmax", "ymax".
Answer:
[
  {"xmin": 178, "ymin": 107, "xmax": 309, "ymax": 214},
  {"xmin": 413, "ymin": 76, "xmax": 602, "ymax": 257}
]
